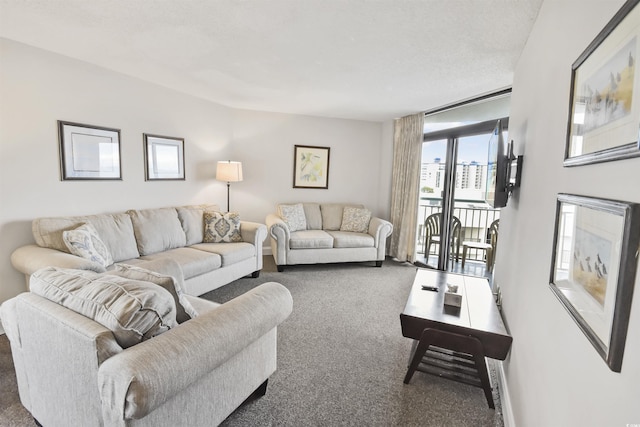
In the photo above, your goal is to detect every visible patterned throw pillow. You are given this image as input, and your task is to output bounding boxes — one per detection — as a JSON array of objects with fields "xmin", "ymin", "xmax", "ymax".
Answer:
[
  {"xmin": 62, "ymin": 223, "xmax": 114, "ymax": 268},
  {"xmin": 340, "ymin": 207, "xmax": 372, "ymax": 233},
  {"xmin": 203, "ymin": 211, "xmax": 242, "ymax": 243},
  {"xmin": 277, "ymin": 203, "xmax": 307, "ymax": 232}
]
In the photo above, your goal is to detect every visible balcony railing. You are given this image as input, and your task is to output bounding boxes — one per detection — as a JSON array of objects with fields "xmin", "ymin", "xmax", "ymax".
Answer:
[{"xmin": 416, "ymin": 201, "xmax": 500, "ymax": 265}]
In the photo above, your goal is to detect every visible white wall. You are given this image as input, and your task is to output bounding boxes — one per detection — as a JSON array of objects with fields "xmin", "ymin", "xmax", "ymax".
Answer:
[
  {"xmin": 497, "ymin": 1, "xmax": 640, "ymax": 425},
  {"xmin": 0, "ymin": 38, "xmax": 385, "ymax": 305}
]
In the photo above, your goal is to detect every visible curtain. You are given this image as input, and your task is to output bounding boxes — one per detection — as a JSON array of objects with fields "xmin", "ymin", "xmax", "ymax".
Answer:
[{"xmin": 389, "ymin": 112, "xmax": 424, "ymax": 263}]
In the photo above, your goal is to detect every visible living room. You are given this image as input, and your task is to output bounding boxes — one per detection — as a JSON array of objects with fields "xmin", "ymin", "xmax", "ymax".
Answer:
[{"xmin": 1, "ymin": 1, "xmax": 639, "ymax": 426}]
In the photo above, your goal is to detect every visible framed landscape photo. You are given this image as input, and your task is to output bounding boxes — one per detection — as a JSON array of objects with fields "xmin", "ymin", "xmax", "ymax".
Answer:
[
  {"xmin": 58, "ymin": 121, "xmax": 121, "ymax": 180},
  {"xmin": 565, "ymin": 0, "xmax": 640, "ymax": 166},
  {"xmin": 143, "ymin": 134, "xmax": 185, "ymax": 181},
  {"xmin": 293, "ymin": 145, "xmax": 330, "ymax": 189},
  {"xmin": 549, "ymin": 193, "xmax": 640, "ymax": 371}
]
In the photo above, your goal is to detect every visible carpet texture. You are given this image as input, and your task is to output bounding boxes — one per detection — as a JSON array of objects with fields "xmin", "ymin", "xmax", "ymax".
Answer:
[{"xmin": 0, "ymin": 257, "xmax": 505, "ymax": 426}]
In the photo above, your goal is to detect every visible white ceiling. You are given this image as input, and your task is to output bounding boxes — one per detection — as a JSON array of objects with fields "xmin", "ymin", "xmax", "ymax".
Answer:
[{"xmin": 0, "ymin": 0, "xmax": 543, "ymax": 122}]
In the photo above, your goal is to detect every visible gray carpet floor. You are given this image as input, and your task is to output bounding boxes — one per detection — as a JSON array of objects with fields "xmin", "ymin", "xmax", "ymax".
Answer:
[{"xmin": 0, "ymin": 257, "xmax": 505, "ymax": 426}]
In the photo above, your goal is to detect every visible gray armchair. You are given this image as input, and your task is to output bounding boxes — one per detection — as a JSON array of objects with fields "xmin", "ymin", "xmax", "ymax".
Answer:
[{"xmin": 1, "ymin": 280, "xmax": 292, "ymax": 427}]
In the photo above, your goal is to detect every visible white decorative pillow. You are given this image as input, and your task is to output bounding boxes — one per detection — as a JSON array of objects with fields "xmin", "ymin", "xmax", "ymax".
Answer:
[
  {"xmin": 112, "ymin": 263, "xmax": 196, "ymax": 323},
  {"xmin": 278, "ymin": 203, "xmax": 307, "ymax": 232},
  {"xmin": 340, "ymin": 207, "xmax": 372, "ymax": 233},
  {"xmin": 30, "ymin": 267, "xmax": 178, "ymax": 349},
  {"xmin": 203, "ymin": 211, "xmax": 242, "ymax": 243},
  {"xmin": 62, "ymin": 223, "xmax": 114, "ymax": 268}
]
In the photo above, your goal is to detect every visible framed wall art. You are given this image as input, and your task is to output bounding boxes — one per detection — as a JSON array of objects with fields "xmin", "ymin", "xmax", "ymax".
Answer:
[
  {"xmin": 565, "ymin": 0, "xmax": 640, "ymax": 166},
  {"xmin": 293, "ymin": 144, "xmax": 330, "ymax": 189},
  {"xmin": 549, "ymin": 193, "xmax": 640, "ymax": 371},
  {"xmin": 58, "ymin": 121, "xmax": 121, "ymax": 180},
  {"xmin": 143, "ymin": 134, "xmax": 185, "ymax": 181}
]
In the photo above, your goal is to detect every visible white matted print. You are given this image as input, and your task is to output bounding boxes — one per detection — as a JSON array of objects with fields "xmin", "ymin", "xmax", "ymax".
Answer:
[
  {"xmin": 144, "ymin": 134, "xmax": 185, "ymax": 180},
  {"xmin": 58, "ymin": 121, "xmax": 121, "ymax": 180}
]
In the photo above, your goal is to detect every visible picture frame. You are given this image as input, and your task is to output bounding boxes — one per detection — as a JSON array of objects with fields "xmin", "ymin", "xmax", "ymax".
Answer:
[
  {"xmin": 58, "ymin": 120, "xmax": 121, "ymax": 180},
  {"xmin": 549, "ymin": 193, "xmax": 640, "ymax": 371},
  {"xmin": 564, "ymin": 0, "xmax": 640, "ymax": 166},
  {"xmin": 293, "ymin": 144, "xmax": 330, "ymax": 189},
  {"xmin": 143, "ymin": 134, "xmax": 185, "ymax": 181}
]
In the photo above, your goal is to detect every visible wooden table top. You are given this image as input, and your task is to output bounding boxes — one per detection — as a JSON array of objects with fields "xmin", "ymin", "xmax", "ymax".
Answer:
[{"xmin": 400, "ymin": 269, "xmax": 513, "ymax": 360}]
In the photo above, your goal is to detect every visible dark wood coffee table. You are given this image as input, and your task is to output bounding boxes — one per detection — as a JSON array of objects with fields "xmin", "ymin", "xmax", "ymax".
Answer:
[{"xmin": 400, "ymin": 269, "xmax": 512, "ymax": 408}]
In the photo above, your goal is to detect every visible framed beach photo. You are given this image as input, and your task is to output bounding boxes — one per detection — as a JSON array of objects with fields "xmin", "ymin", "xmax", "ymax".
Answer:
[
  {"xmin": 58, "ymin": 121, "xmax": 122, "ymax": 180},
  {"xmin": 143, "ymin": 134, "xmax": 185, "ymax": 181},
  {"xmin": 549, "ymin": 194, "xmax": 640, "ymax": 371},
  {"xmin": 293, "ymin": 145, "xmax": 330, "ymax": 189},
  {"xmin": 565, "ymin": 0, "xmax": 640, "ymax": 166}
]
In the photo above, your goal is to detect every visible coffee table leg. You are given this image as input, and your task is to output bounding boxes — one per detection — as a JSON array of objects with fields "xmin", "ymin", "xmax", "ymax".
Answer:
[{"xmin": 403, "ymin": 328, "xmax": 495, "ymax": 409}]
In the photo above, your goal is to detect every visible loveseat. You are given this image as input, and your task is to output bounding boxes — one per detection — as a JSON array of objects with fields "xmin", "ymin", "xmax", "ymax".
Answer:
[
  {"xmin": 265, "ymin": 203, "xmax": 393, "ymax": 271},
  {"xmin": 11, "ymin": 204, "xmax": 267, "ymax": 296},
  {"xmin": 1, "ymin": 264, "xmax": 293, "ymax": 427}
]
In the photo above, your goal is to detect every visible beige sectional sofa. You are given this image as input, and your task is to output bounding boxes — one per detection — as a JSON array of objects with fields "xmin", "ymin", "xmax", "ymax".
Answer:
[
  {"xmin": 11, "ymin": 204, "xmax": 267, "ymax": 296},
  {"xmin": 265, "ymin": 202, "xmax": 393, "ymax": 271}
]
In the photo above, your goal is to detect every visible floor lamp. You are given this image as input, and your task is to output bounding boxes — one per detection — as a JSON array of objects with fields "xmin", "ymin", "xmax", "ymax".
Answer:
[{"xmin": 216, "ymin": 161, "xmax": 243, "ymax": 212}]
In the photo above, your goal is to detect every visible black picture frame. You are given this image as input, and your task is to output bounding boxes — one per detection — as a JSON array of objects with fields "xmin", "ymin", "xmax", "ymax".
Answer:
[
  {"xmin": 58, "ymin": 120, "xmax": 122, "ymax": 180},
  {"xmin": 549, "ymin": 193, "xmax": 640, "ymax": 371},
  {"xmin": 143, "ymin": 134, "xmax": 185, "ymax": 181},
  {"xmin": 293, "ymin": 145, "xmax": 330, "ymax": 189},
  {"xmin": 564, "ymin": 0, "xmax": 640, "ymax": 166}
]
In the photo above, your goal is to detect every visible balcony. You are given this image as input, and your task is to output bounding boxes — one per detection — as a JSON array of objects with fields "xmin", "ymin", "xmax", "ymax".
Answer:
[{"xmin": 414, "ymin": 201, "xmax": 500, "ymax": 279}]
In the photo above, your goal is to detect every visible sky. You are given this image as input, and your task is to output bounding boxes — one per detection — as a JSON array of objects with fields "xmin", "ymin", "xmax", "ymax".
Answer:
[{"xmin": 422, "ymin": 133, "xmax": 495, "ymax": 165}]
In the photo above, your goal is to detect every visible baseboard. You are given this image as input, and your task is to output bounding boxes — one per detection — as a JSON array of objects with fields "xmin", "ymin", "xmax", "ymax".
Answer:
[
  {"xmin": 263, "ymin": 246, "xmax": 272, "ymax": 256},
  {"xmin": 497, "ymin": 361, "xmax": 516, "ymax": 427}
]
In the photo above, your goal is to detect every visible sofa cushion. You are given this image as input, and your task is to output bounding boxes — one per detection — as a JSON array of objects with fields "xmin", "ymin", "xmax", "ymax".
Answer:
[
  {"xmin": 326, "ymin": 231, "xmax": 375, "ymax": 248},
  {"xmin": 112, "ymin": 263, "xmax": 195, "ymax": 323},
  {"xmin": 277, "ymin": 203, "xmax": 307, "ymax": 232},
  {"xmin": 302, "ymin": 203, "xmax": 322, "ymax": 230},
  {"xmin": 340, "ymin": 207, "xmax": 372, "ymax": 233},
  {"xmin": 190, "ymin": 242, "xmax": 255, "ymax": 266},
  {"xmin": 32, "ymin": 213, "xmax": 140, "ymax": 262},
  {"xmin": 176, "ymin": 204, "xmax": 220, "ymax": 246},
  {"xmin": 320, "ymin": 204, "xmax": 363, "ymax": 231},
  {"xmin": 203, "ymin": 211, "xmax": 242, "ymax": 243},
  {"xmin": 29, "ymin": 267, "xmax": 178, "ymax": 349},
  {"xmin": 289, "ymin": 230, "xmax": 334, "ymax": 249},
  {"xmin": 62, "ymin": 223, "xmax": 114, "ymax": 268},
  {"xmin": 140, "ymin": 248, "xmax": 222, "ymax": 280},
  {"xmin": 128, "ymin": 208, "xmax": 187, "ymax": 256}
]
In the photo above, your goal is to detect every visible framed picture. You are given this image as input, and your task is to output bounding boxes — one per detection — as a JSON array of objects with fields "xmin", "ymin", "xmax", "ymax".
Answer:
[
  {"xmin": 143, "ymin": 134, "xmax": 185, "ymax": 180},
  {"xmin": 565, "ymin": 0, "xmax": 640, "ymax": 166},
  {"xmin": 58, "ymin": 121, "xmax": 121, "ymax": 180},
  {"xmin": 549, "ymin": 193, "xmax": 640, "ymax": 371},
  {"xmin": 293, "ymin": 145, "xmax": 330, "ymax": 189}
]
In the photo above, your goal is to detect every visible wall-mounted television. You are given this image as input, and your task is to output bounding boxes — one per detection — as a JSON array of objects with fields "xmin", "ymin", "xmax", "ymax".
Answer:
[{"xmin": 485, "ymin": 120, "xmax": 508, "ymax": 208}]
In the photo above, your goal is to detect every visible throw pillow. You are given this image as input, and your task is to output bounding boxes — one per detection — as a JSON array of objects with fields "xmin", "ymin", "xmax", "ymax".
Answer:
[
  {"xmin": 340, "ymin": 207, "xmax": 372, "ymax": 233},
  {"xmin": 112, "ymin": 263, "xmax": 196, "ymax": 323},
  {"xmin": 277, "ymin": 203, "xmax": 307, "ymax": 232},
  {"xmin": 29, "ymin": 267, "xmax": 178, "ymax": 349},
  {"xmin": 62, "ymin": 223, "xmax": 114, "ymax": 268},
  {"xmin": 203, "ymin": 211, "xmax": 242, "ymax": 243}
]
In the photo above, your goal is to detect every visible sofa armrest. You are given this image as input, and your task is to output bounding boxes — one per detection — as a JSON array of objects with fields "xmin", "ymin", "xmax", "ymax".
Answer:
[
  {"xmin": 239, "ymin": 221, "xmax": 267, "ymax": 246},
  {"xmin": 368, "ymin": 217, "xmax": 393, "ymax": 259},
  {"xmin": 265, "ymin": 214, "xmax": 290, "ymax": 266},
  {"xmin": 11, "ymin": 245, "xmax": 106, "ymax": 278},
  {"xmin": 98, "ymin": 281, "xmax": 293, "ymax": 421}
]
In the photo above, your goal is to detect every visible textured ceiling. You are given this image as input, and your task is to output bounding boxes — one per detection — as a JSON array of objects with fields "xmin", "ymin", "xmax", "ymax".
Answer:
[{"xmin": 0, "ymin": 0, "xmax": 543, "ymax": 122}]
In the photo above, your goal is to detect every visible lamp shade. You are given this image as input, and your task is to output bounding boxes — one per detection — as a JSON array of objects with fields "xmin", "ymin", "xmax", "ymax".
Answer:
[{"xmin": 216, "ymin": 161, "xmax": 243, "ymax": 182}]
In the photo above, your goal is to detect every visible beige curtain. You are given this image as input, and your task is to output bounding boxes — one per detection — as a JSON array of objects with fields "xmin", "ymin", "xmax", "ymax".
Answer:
[{"xmin": 389, "ymin": 112, "xmax": 424, "ymax": 263}]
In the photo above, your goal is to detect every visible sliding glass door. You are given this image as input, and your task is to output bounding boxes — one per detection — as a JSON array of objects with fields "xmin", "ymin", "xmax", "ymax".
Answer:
[{"xmin": 416, "ymin": 119, "xmax": 507, "ymax": 277}]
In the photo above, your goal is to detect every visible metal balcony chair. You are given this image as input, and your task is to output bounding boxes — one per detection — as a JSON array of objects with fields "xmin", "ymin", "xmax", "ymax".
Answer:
[
  {"xmin": 461, "ymin": 219, "xmax": 499, "ymax": 272},
  {"xmin": 423, "ymin": 213, "xmax": 462, "ymax": 262}
]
